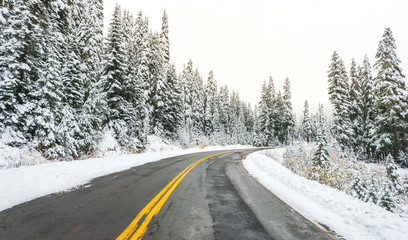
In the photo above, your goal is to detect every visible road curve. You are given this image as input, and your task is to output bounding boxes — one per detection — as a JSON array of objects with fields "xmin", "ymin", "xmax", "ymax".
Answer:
[{"xmin": 0, "ymin": 149, "xmax": 335, "ymax": 240}]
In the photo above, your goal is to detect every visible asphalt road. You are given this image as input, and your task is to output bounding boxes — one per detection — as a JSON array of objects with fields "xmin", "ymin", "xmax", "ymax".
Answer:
[{"xmin": 0, "ymin": 149, "xmax": 336, "ymax": 240}]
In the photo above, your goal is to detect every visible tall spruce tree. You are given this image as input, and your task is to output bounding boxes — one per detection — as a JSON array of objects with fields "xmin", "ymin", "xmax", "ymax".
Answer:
[
  {"xmin": 328, "ymin": 51, "xmax": 352, "ymax": 148},
  {"xmin": 348, "ymin": 58, "xmax": 361, "ymax": 151},
  {"xmin": 100, "ymin": 4, "xmax": 134, "ymax": 147},
  {"xmin": 359, "ymin": 55, "xmax": 375, "ymax": 158},
  {"xmin": 258, "ymin": 81, "xmax": 270, "ymax": 146},
  {"xmin": 147, "ymin": 32, "xmax": 166, "ymax": 136},
  {"xmin": 162, "ymin": 64, "xmax": 182, "ymax": 139},
  {"xmin": 283, "ymin": 77, "xmax": 295, "ymax": 144},
  {"xmin": 0, "ymin": 0, "xmax": 45, "ymax": 144},
  {"xmin": 204, "ymin": 70, "xmax": 219, "ymax": 136},
  {"xmin": 302, "ymin": 100, "xmax": 312, "ymax": 143},
  {"xmin": 180, "ymin": 60, "xmax": 195, "ymax": 136},
  {"xmin": 373, "ymin": 28, "xmax": 407, "ymax": 160}
]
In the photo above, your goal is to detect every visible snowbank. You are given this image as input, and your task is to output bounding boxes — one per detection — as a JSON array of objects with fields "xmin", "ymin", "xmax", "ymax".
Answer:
[
  {"xmin": 0, "ymin": 144, "xmax": 253, "ymax": 212},
  {"xmin": 243, "ymin": 149, "xmax": 408, "ymax": 240}
]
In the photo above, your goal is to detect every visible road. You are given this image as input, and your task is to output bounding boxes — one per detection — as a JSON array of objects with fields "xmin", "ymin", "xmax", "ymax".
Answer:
[{"xmin": 0, "ymin": 149, "xmax": 336, "ymax": 240}]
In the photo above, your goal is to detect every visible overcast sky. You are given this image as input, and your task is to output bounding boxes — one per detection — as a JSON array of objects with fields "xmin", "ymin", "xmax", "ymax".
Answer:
[{"xmin": 103, "ymin": 0, "xmax": 408, "ymax": 115}]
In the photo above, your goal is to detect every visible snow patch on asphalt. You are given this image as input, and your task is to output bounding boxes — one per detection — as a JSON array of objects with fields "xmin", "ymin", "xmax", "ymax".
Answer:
[{"xmin": 243, "ymin": 149, "xmax": 408, "ymax": 240}]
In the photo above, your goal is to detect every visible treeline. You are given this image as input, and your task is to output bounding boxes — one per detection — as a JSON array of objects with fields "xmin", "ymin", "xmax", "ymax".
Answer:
[
  {"xmin": 0, "ymin": 1, "xmax": 295, "ymax": 159},
  {"xmin": 325, "ymin": 28, "xmax": 406, "ymax": 163},
  {"xmin": 256, "ymin": 77, "xmax": 295, "ymax": 146}
]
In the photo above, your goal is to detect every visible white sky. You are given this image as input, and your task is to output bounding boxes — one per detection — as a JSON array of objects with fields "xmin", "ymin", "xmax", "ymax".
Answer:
[{"xmin": 103, "ymin": 0, "xmax": 408, "ymax": 115}]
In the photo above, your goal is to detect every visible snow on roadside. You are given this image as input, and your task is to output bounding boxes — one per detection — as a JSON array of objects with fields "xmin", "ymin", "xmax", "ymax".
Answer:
[
  {"xmin": 243, "ymin": 149, "xmax": 408, "ymax": 240},
  {"xmin": 0, "ymin": 144, "xmax": 252, "ymax": 212}
]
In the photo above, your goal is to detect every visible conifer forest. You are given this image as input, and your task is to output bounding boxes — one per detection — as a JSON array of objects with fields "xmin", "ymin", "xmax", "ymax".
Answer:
[{"xmin": 0, "ymin": 1, "xmax": 407, "ymax": 168}]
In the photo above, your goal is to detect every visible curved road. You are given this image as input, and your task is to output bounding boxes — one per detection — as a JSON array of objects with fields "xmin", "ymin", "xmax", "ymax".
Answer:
[{"xmin": 0, "ymin": 149, "xmax": 336, "ymax": 240}]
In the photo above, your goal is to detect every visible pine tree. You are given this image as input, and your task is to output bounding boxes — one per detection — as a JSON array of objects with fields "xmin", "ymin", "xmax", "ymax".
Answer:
[
  {"xmin": 379, "ymin": 179, "xmax": 396, "ymax": 212},
  {"xmin": 160, "ymin": 10, "xmax": 170, "ymax": 67},
  {"xmin": 274, "ymin": 91, "xmax": 286, "ymax": 143},
  {"xmin": 218, "ymin": 85, "xmax": 230, "ymax": 138},
  {"xmin": 147, "ymin": 32, "xmax": 166, "ymax": 136},
  {"xmin": 180, "ymin": 60, "xmax": 195, "ymax": 137},
  {"xmin": 266, "ymin": 77, "xmax": 277, "ymax": 145},
  {"xmin": 282, "ymin": 77, "xmax": 295, "ymax": 144},
  {"xmin": 359, "ymin": 55, "xmax": 375, "ymax": 158},
  {"xmin": 33, "ymin": 0, "xmax": 66, "ymax": 157},
  {"xmin": 134, "ymin": 12, "xmax": 150, "ymax": 141},
  {"xmin": 328, "ymin": 51, "xmax": 352, "ymax": 148},
  {"xmin": 301, "ymin": 100, "xmax": 312, "ymax": 143},
  {"xmin": 100, "ymin": 4, "xmax": 133, "ymax": 147},
  {"xmin": 76, "ymin": 0, "xmax": 105, "ymax": 153},
  {"xmin": 350, "ymin": 172, "xmax": 367, "ymax": 200},
  {"xmin": 0, "ymin": 0, "xmax": 45, "ymax": 144},
  {"xmin": 373, "ymin": 28, "xmax": 407, "ymax": 160},
  {"xmin": 252, "ymin": 106, "xmax": 263, "ymax": 147},
  {"xmin": 162, "ymin": 64, "xmax": 182, "ymax": 139},
  {"xmin": 204, "ymin": 70, "xmax": 219, "ymax": 136},
  {"xmin": 385, "ymin": 154, "xmax": 403, "ymax": 194},
  {"xmin": 348, "ymin": 58, "xmax": 361, "ymax": 152},
  {"xmin": 258, "ymin": 81, "xmax": 270, "ymax": 146},
  {"xmin": 365, "ymin": 176, "xmax": 379, "ymax": 204},
  {"xmin": 192, "ymin": 69, "xmax": 205, "ymax": 135}
]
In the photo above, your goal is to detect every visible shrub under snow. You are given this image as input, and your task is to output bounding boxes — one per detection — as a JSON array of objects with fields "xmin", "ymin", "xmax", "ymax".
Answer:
[{"xmin": 284, "ymin": 143, "xmax": 408, "ymax": 217}]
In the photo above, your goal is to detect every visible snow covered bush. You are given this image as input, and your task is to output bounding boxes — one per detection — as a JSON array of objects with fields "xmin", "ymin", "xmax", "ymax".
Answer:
[{"xmin": 283, "ymin": 143, "xmax": 408, "ymax": 217}]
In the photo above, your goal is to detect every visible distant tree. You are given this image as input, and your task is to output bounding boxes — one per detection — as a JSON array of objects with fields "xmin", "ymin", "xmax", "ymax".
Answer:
[
  {"xmin": 204, "ymin": 70, "xmax": 219, "ymax": 136},
  {"xmin": 301, "ymin": 100, "xmax": 312, "ymax": 143},
  {"xmin": 282, "ymin": 77, "xmax": 295, "ymax": 144}
]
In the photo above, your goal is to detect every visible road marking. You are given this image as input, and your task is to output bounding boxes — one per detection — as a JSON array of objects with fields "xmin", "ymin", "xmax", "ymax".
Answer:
[{"xmin": 116, "ymin": 151, "xmax": 234, "ymax": 240}]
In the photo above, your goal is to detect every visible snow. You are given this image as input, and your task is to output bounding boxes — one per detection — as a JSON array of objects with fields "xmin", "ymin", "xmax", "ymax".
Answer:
[
  {"xmin": 0, "ymin": 142, "xmax": 252, "ymax": 212},
  {"xmin": 243, "ymin": 149, "xmax": 408, "ymax": 240}
]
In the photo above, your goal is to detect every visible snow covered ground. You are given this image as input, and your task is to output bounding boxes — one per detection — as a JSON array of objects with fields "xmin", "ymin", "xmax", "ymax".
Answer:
[
  {"xmin": 243, "ymin": 149, "xmax": 408, "ymax": 240},
  {"xmin": 0, "ymin": 140, "xmax": 251, "ymax": 212}
]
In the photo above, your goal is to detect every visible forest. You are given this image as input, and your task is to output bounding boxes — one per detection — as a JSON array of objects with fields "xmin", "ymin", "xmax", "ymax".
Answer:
[
  {"xmin": 0, "ymin": 1, "xmax": 295, "ymax": 159},
  {"xmin": 0, "ymin": 0, "xmax": 407, "ymax": 169}
]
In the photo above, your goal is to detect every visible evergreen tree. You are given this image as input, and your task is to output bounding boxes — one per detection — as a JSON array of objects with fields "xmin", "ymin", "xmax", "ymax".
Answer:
[
  {"xmin": 328, "ymin": 51, "xmax": 352, "ymax": 148},
  {"xmin": 193, "ymin": 69, "xmax": 205, "ymax": 135},
  {"xmin": 359, "ymin": 55, "xmax": 375, "ymax": 158},
  {"xmin": 266, "ymin": 77, "xmax": 277, "ymax": 145},
  {"xmin": 218, "ymin": 85, "xmax": 230, "ymax": 137},
  {"xmin": 180, "ymin": 60, "xmax": 195, "ymax": 137},
  {"xmin": 162, "ymin": 64, "xmax": 182, "ymax": 139},
  {"xmin": 273, "ymin": 91, "xmax": 286, "ymax": 143},
  {"xmin": 258, "ymin": 81, "xmax": 270, "ymax": 146},
  {"xmin": 373, "ymin": 28, "xmax": 407, "ymax": 160},
  {"xmin": 0, "ymin": 0, "xmax": 44, "ymax": 144},
  {"xmin": 33, "ymin": 0, "xmax": 66, "ymax": 157},
  {"xmin": 385, "ymin": 154, "xmax": 403, "ymax": 194},
  {"xmin": 134, "ymin": 12, "xmax": 150, "ymax": 141},
  {"xmin": 100, "ymin": 4, "xmax": 133, "ymax": 147},
  {"xmin": 282, "ymin": 77, "xmax": 295, "ymax": 144},
  {"xmin": 350, "ymin": 172, "xmax": 367, "ymax": 200},
  {"xmin": 312, "ymin": 128, "xmax": 330, "ymax": 169},
  {"xmin": 301, "ymin": 100, "xmax": 312, "ymax": 143},
  {"xmin": 77, "ymin": 0, "xmax": 105, "ymax": 153},
  {"xmin": 147, "ymin": 32, "xmax": 166, "ymax": 136},
  {"xmin": 348, "ymin": 58, "xmax": 361, "ymax": 151},
  {"xmin": 204, "ymin": 70, "xmax": 218, "ymax": 136}
]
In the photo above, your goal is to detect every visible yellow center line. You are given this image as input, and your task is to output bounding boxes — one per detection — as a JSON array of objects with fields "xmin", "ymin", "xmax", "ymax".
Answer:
[{"xmin": 116, "ymin": 151, "xmax": 236, "ymax": 240}]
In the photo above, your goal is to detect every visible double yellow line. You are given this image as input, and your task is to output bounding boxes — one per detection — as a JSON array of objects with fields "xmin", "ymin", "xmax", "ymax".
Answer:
[{"xmin": 116, "ymin": 151, "xmax": 233, "ymax": 240}]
